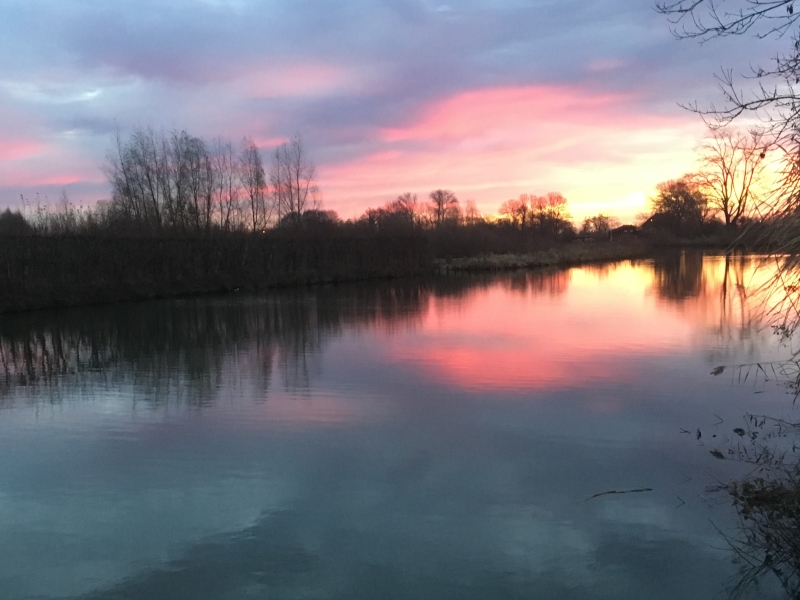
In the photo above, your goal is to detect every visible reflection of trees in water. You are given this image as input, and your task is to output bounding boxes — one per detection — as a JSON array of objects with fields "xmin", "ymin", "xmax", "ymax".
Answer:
[
  {"xmin": 708, "ymin": 414, "xmax": 800, "ymax": 599},
  {"xmin": 0, "ymin": 282, "xmax": 445, "ymax": 407},
  {"xmin": 649, "ymin": 252, "xmax": 775, "ymax": 366},
  {"xmin": 710, "ymin": 254, "xmax": 771, "ymax": 367},
  {"xmin": 0, "ymin": 270, "xmax": 580, "ymax": 408},
  {"xmin": 652, "ymin": 250, "xmax": 706, "ymax": 302},
  {"xmin": 503, "ymin": 269, "xmax": 569, "ymax": 296},
  {"xmin": 703, "ymin": 257, "xmax": 800, "ymax": 598}
]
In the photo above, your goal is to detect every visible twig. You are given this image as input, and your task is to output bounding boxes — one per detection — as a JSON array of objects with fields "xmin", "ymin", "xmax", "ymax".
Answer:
[{"xmin": 583, "ymin": 488, "xmax": 654, "ymax": 502}]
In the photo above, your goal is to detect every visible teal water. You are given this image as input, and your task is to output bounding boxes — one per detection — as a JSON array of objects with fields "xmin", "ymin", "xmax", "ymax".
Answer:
[{"xmin": 0, "ymin": 254, "xmax": 793, "ymax": 599}]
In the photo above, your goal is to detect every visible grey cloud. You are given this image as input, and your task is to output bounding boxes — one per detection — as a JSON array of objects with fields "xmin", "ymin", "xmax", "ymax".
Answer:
[{"xmin": 0, "ymin": 0, "xmax": 776, "ymax": 110}]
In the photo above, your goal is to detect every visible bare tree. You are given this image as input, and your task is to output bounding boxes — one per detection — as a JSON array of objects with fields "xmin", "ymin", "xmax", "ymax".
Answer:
[
  {"xmin": 270, "ymin": 135, "xmax": 319, "ymax": 225},
  {"xmin": 164, "ymin": 130, "xmax": 189, "ymax": 229},
  {"xmin": 656, "ymin": 1, "xmax": 800, "ymax": 127},
  {"xmin": 529, "ymin": 192, "xmax": 573, "ymax": 236},
  {"xmin": 696, "ymin": 127, "xmax": 767, "ymax": 227},
  {"xmin": 499, "ymin": 195, "xmax": 530, "ymax": 228},
  {"xmin": 105, "ymin": 127, "xmax": 215, "ymax": 233},
  {"xmin": 463, "ymin": 199, "xmax": 481, "ymax": 224},
  {"xmin": 360, "ymin": 193, "xmax": 420, "ymax": 232},
  {"xmin": 427, "ymin": 189, "xmax": 459, "ymax": 227},
  {"xmin": 103, "ymin": 127, "xmax": 168, "ymax": 230},
  {"xmin": 240, "ymin": 137, "xmax": 270, "ymax": 231},
  {"xmin": 183, "ymin": 134, "xmax": 214, "ymax": 233},
  {"xmin": 393, "ymin": 192, "xmax": 420, "ymax": 226},
  {"xmin": 581, "ymin": 214, "xmax": 620, "ymax": 235},
  {"xmin": 210, "ymin": 138, "xmax": 242, "ymax": 232},
  {"xmin": 103, "ymin": 128, "xmax": 315, "ymax": 234}
]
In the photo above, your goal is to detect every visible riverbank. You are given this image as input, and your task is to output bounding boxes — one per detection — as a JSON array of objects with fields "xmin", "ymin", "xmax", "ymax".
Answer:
[
  {"xmin": 0, "ymin": 234, "xmax": 701, "ymax": 314},
  {"xmin": 434, "ymin": 239, "xmax": 652, "ymax": 273},
  {"xmin": 0, "ymin": 233, "xmax": 430, "ymax": 313}
]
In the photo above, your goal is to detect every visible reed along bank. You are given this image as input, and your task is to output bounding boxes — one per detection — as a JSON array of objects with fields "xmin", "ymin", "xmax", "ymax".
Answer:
[{"xmin": 0, "ymin": 232, "xmax": 431, "ymax": 313}]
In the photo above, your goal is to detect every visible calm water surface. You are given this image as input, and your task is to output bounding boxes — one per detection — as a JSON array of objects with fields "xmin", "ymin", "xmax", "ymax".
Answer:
[{"xmin": 1, "ymin": 253, "xmax": 796, "ymax": 599}]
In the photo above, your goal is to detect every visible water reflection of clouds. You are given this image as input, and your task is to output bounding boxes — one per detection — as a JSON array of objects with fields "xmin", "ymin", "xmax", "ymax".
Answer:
[
  {"xmin": 22, "ymin": 431, "xmax": 757, "ymax": 600},
  {"xmin": 383, "ymin": 263, "xmax": 696, "ymax": 393},
  {"xmin": 0, "ymin": 256, "xmax": 795, "ymax": 599}
]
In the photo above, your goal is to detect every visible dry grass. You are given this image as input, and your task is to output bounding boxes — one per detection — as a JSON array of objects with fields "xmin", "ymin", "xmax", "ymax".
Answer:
[{"xmin": 434, "ymin": 240, "xmax": 650, "ymax": 273}]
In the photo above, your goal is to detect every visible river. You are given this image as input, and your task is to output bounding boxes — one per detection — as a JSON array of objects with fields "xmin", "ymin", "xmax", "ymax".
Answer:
[{"xmin": 0, "ymin": 252, "xmax": 795, "ymax": 599}]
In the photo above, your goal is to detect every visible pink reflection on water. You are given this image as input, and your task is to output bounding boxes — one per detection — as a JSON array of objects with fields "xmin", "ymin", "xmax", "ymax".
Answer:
[{"xmin": 381, "ymin": 263, "xmax": 711, "ymax": 393}]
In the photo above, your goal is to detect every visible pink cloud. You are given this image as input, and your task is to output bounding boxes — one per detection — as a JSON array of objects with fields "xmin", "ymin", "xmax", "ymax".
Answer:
[
  {"xmin": 379, "ymin": 85, "xmax": 641, "ymax": 143},
  {"xmin": 0, "ymin": 164, "xmax": 103, "ymax": 189},
  {"xmin": 253, "ymin": 135, "xmax": 290, "ymax": 148},
  {"xmin": 318, "ymin": 84, "xmax": 703, "ymax": 222},
  {"xmin": 0, "ymin": 139, "xmax": 46, "ymax": 161}
]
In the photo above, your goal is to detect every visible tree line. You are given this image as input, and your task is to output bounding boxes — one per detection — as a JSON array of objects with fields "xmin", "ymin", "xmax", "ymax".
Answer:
[
  {"xmin": 102, "ymin": 128, "xmax": 320, "ymax": 233},
  {"xmin": 5, "ymin": 121, "xmax": 767, "ymax": 245},
  {"xmin": 643, "ymin": 126, "xmax": 769, "ymax": 238},
  {"xmin": 358, "ymin": 189, "xmax": 581, "ymax": 238},
  {"xmin": 0, "ymin": 129, "xmax": 323, "ymax": 237}
]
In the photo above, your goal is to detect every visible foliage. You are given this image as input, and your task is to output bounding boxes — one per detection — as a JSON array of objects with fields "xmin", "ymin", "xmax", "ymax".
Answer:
[{"xmin": 277, "ymin": 209, "xmax": 340, "ymax": 230}]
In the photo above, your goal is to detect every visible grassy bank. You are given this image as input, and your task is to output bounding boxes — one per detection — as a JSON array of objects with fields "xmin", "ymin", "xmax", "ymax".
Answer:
[
  {"xmin": 434, "ymin": 239, "xmax": 651, "ymax": 273},
  {"xmin": 0, "ymin": 233, "xmax": 666, "ymax": 314},
  {"xmin": 0, "ymin": 233, "xmax": 430, "ymax": 313}
]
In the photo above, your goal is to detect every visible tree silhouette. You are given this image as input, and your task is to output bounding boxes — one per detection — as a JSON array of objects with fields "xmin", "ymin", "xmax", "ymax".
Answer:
[
  {"xmin": 427, "ymin": 189, "xmax": 459, "ymax": 227},
  {"xmin": 529, "ymin": 192, "xmax": 573, "ymax": 237},
  {"xmin": 240, "ymin": 137, "xmax": 269, "ymax": 231},
  {"xmin": 270, "ymin": 135, "xmax": 319, "ymax": 225},
  {"xmin": 646, "ymin": 176, "xmax": 708, "ymax": 235},
  {"xmin": 696, "ymin": 127, "xmax": 767, "ymax": 227},
  {"xmin": 499, "ymin": 195, "xmax": 530, "ymax": 228}
]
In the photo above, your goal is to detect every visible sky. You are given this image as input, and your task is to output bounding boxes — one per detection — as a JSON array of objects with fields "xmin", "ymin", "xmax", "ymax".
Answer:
[{"xmin": 0, "ymin": 0, "xmax": 784, "ymax": 223}]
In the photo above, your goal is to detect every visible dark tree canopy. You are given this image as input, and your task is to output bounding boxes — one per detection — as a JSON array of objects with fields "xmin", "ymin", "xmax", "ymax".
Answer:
[
  {"xmin": 361, "ymin": 193, "xmax": 421, "ymax": 232},
  {"xmin": 647, "ymin": 176, "xmax": 709, "ymax": 235},
  {"xmin": 0, "ymin": 209, "xmax": 32, "ymax": 236}
]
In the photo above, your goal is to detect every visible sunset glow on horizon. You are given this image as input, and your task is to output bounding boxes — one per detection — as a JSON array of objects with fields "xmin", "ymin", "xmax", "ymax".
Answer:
[
  {"xmin": 0, "ymin": 0, "xmax": 780, "ymax": 223},
  {"xmin": 320, "ymin": 84, "xmax": 705, "ymax": 222}
]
